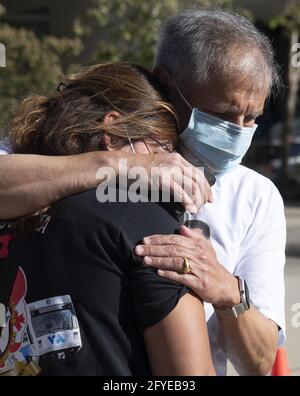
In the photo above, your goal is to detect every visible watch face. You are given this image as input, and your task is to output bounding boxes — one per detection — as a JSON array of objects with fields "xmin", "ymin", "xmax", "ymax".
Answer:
[{"xmin": 244, "ymin": 280, "xmax": 250, "ymax": 308}]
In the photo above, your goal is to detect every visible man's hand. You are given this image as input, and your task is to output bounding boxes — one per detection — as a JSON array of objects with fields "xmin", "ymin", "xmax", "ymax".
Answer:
[
  {"xmin": 135, "ymin": 225, "xmax": 240, "ymax": 307},
  {"xmin": 124, "ymin": 152, "xmax": 213, "ymax": 213},
  {"xmin": 135, "ymin": 225, "xmax": 280, "ymax": 375}
]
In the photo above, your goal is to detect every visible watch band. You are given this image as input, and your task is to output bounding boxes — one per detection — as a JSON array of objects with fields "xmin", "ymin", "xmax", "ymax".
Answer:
[
  {"xmin": 214, "ymin": 276, "xmax": 250, "ymax": 318},
  {"xmin": 214, "ymin": 301, "xmax": 247, "ymax": 318}
]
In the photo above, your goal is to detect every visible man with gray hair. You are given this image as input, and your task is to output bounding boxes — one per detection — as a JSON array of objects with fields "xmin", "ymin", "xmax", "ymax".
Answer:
[
  {"xmin": 0, "ymin": 9, "xmax": 285, "ymax": 375},
  {"xmin": 135, "ymin": 9, "xmax": 286, "ymax": 376}
]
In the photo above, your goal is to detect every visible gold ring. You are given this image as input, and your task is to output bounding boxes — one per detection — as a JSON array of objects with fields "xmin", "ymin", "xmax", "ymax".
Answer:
[{"xmin": 182, "ymin": 257, "xmax": 191, "ymax": 274}]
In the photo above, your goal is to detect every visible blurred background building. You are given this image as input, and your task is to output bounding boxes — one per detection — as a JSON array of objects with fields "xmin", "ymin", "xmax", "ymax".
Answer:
[{"xmin": 0, "ymin": 0, "xmax": 299, "ymax": 376}]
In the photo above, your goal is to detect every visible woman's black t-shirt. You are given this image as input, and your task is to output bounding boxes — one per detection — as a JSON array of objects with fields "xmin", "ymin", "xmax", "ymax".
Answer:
[{"xmin": 0, "ymin": 189, "xmax": 188, "ymax": 376}]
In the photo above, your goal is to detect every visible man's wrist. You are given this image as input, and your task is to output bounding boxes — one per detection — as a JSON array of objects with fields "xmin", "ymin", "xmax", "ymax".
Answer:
[
  {"xmin": 214, "ymin": 275, "xmax": 241, "ymax": 309},
  {"xmin": 87, "ymin": 151, "xmax": 121, "ymax": 187},
  {"xmin": 214, "ymin": 276, "xmax": 251, "ymax": 318}
]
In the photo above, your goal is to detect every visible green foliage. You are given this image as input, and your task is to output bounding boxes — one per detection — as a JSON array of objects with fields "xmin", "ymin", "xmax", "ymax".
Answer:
[
  {"xmin": 268, "ymin": 1, "xmax": 300, "ymax": 32},
  {"xmin": 74, "ymin": 0, "xmax": 182, "ymax": 68},
  {"xmin": 0, "ymin": 23, "xmax": 82, "ymax": 134},
  {"xmin": 75, "ymin": 0, "xmax": 251, "ymax": 69},
  {"xmin": 194, "ymin": 0, "xmax": 233, "ymax": 8},
  {"xmin": 194, "ymin": 0, "xmax": 253, "ymax": 20}
]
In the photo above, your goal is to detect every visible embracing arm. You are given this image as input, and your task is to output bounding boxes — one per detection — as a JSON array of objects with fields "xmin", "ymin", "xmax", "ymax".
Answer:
[
  {"xmin": 0, "ymin": 152, "xmax": 109, "ymax": 219},
  {"xmin": 0, "ymin": 152, "xmax": 210, "ymax": 220},
  {"xmin": 143, "ymin": 292, "xmax": 216, "ymax": 376}
]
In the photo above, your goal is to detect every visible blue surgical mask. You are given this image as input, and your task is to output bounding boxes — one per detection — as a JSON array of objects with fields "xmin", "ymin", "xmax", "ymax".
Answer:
[{"xmin": 174, "ymin": 81, "xmax": 258, "ymax": 174}]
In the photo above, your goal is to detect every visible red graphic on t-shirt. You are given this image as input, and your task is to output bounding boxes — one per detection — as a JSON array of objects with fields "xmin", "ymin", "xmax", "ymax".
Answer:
[
  {"xmin": 0, "ymin": 268, "xmax": 27, "ymax": 364},
  {"xmin": 0, "ymin": 234, "xmax": 13, "ymax": 259},
  {"xmin": 14, "ymin": 313, "xmax": 25, "ymax": 332}
]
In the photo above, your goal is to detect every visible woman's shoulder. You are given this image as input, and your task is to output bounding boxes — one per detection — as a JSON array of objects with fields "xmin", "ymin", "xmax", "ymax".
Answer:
[
  {"xmin": 55, "ymin": 188, "xmax": 131, "ymax": 228},
  {"xmin": 54, "ymin": 188, "xmax": 180, "ymax": 239}
]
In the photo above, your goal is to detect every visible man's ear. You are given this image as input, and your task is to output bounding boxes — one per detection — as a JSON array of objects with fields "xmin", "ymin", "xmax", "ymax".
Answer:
[{"xmin": 152, "ymin": 66, "xmax": 172, "ymax": 92}]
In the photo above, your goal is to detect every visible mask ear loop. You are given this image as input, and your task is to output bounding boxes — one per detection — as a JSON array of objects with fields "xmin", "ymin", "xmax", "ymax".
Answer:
[
  {"xmin": 173, "ymin": 80, "xmax": 215, "ymax": 181},
  {"xmin": 173, "ymin": 79, "xmax": 193, "ymax": 111}
]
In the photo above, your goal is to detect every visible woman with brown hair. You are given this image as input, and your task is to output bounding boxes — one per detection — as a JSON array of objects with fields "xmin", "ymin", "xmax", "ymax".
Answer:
[{"xmin": 0, "ymin": 63, "xmax": 215, "ymax": 376}]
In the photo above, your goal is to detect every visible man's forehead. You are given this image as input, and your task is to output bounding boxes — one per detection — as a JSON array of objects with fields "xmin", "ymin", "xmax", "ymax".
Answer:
[{"xmin": 188, "ymin": 77, "xmax": 268, "ymax": 115}]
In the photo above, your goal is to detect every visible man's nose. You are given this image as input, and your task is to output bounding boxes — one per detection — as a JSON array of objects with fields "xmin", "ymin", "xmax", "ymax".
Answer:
[{"xmin": 225, "ymin": 114, "xmax": 244, "ymax": 126}]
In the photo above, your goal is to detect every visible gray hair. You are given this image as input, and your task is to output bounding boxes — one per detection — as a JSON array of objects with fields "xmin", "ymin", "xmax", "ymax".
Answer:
[{"xmin": 154, "ymin": 9, "xmax": 281, "ymax": 95}]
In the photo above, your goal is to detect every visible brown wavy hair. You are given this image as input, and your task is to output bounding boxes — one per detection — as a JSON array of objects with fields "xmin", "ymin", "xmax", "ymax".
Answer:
[
  {"xmin": 10, "ymin": 63, "xmax": 178, "ymax": 155},
  {"xmin": 9, "ymin": 63, "xmax": 179, "ymax": 234}
]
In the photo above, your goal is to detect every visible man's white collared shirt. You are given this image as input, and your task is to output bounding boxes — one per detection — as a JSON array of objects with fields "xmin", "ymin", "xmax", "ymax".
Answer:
[{"xmin": 191, "ymin": 165, "xmax": 286, "ymax": 375}]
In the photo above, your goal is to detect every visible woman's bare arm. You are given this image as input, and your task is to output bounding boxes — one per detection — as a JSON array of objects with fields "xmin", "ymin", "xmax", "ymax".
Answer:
[
  {"xmin": 143, "ymin": 292, "xmax": 216, "ymax": 376},
  {"xmin": 0, "ymin": 152, "xmax": 211, "ymax": 220}
]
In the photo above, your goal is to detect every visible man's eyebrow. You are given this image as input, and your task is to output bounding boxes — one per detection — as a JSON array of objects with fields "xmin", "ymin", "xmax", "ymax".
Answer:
[
  {"xmin": 212, "ymin": 104, "xmax": 263, "ymax": 118},
  {"xmin": 208, "ymin": 103, "xmax": 243, "ymax": 114}
]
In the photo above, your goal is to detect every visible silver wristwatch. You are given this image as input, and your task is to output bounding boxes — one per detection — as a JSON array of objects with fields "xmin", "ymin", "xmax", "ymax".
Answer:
[{"xmin": 214, "ymin": 276, "xmax": 250, "ymax": 318}]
